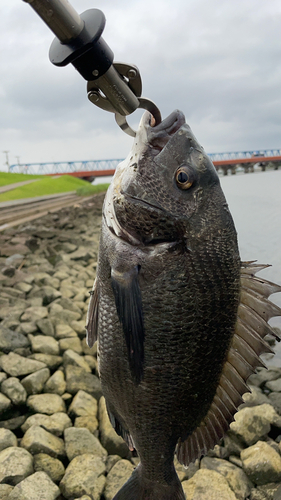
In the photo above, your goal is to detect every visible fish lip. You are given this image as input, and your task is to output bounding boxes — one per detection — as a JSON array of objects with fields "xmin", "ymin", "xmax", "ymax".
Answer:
[{"xmin": 142, "ymin": 109, "xmax": 186, "ymax": 153}]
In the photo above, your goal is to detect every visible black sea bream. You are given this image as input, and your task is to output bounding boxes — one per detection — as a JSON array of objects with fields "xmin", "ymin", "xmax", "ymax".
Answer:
[{"xmin": 86, "ymin": 110, "xmax": 281, "ymax": 500}]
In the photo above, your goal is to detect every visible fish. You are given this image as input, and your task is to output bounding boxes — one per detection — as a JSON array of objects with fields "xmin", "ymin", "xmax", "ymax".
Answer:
[{"xmin": 86, "ymin": 110, "xmax": 281, "ymax": 500}]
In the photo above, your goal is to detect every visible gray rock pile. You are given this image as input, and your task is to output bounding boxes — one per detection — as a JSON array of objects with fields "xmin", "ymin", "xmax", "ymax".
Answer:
[{"xmin": 1, "ymin": 193, "xmax": 281, "ymax": 499}]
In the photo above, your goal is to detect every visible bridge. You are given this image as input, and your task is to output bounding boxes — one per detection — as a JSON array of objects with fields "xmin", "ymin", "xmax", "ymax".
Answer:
[{"xmin": 9, "ymin": 149, "xmax": 281, "ymax": 179}]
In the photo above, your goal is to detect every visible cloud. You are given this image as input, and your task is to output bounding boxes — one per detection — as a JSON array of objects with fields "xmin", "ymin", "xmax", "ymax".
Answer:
[{"xmin": 1, "ymin": 0, "xmax": 281, "ymax": 167}]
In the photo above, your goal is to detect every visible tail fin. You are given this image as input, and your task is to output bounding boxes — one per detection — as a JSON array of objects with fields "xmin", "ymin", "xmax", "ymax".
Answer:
[{"xmin": 112, "ymin": 465, "xmax": 185, "ymax": 500}]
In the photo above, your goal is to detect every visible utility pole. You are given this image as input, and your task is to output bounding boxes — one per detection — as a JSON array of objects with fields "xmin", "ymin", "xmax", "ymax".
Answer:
[
  {"xmin": 3, "ymin": 151, "xmax": 10, "ymax": 172},
  {"xmin": 15, "ymin": 156, "xmax": 21, "ymax": 173}
]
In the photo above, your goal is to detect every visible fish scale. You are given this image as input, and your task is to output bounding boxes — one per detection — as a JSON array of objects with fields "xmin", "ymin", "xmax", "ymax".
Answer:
[{"xmin": 86, "ymin": 110, "xmax": 281, "ymax": 500}]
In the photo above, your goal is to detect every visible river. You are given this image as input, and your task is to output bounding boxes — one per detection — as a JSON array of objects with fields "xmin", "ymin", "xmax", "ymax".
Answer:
[{"xmin": 220, "ymin": 169, "xmax": 281, "ymax": 366}]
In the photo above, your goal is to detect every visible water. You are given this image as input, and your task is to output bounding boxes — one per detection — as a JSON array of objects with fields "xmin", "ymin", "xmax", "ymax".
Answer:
[{"xmin": 220, "ymin": 169, "xmax": 281, "ymax": 366}]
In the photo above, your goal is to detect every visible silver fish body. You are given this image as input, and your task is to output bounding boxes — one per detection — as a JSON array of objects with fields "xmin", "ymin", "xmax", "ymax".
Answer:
[{"xmin": 86, "ymin": 111, "xmax": 281, "ymax": 500}]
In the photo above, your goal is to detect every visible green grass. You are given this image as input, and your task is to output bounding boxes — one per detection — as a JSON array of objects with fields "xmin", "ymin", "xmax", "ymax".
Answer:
[
  {"xmin": 0, "ymin": 172, "xmax": 42, "ymax": 186},
  {"xmin": 76, "ymin": 183, "xmax": 109, "ymax": 196},
  {"xmin": 0, "ymin": 175, "xmax": 109, "ymax": 202}
]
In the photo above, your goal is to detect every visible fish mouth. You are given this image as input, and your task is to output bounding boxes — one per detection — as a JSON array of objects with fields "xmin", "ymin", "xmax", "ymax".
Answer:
[{"xmin": 143, "ymin": 109, "xmax": 186, "ymax": 154}]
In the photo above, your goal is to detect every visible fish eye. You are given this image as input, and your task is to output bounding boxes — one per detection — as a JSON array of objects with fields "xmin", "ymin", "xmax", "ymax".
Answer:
[{"xmin": 175, "ymin": 166, "xmax": 194, "ymax": 190}]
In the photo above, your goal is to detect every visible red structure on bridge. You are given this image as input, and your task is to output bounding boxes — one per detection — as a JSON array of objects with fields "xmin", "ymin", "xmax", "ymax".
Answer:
[{"xmin": 9, "ymin": 150, "xmax": 281, "ymax": 179}]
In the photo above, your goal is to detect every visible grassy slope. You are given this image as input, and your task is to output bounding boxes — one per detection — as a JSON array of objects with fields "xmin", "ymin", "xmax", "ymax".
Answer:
[
  {"xmin": 0, "ymin": 172, "xmax": 42, "ymax": 186},
  {"xmin": 0, "ymin": 175, "xmax": 109, "ymax": 202}
]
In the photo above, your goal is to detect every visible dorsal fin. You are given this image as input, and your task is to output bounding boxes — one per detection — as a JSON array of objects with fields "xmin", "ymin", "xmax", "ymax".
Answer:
[{"xmin": 177, "ymin": 261, "xmax": 281, "ymax": 466}]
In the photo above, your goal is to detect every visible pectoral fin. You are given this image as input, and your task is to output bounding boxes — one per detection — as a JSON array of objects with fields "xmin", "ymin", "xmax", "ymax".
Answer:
[
  {"xmin": 111, "ymin": 266, "xmax": 145, "ymax": 384},
  {"xmin": 86, "ymin": 278, "xmax": 99, "ymax": 348}
]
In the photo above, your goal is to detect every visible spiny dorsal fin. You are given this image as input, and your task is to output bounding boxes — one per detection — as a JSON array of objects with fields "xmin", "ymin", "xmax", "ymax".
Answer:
[{"xmin": 177, "ymin": 261, "xmax": 281, "ymax": 466}]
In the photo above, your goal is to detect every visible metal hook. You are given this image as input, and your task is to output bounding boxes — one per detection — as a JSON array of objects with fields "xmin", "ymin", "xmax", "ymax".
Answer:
[{"xmin": 115, "ymin": 98, "xmax": 162, "ymax": 137}]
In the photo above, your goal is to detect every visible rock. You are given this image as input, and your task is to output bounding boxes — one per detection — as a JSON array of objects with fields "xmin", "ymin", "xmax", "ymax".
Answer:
[
  {"xmin": 50, "ymin": 310, "xmax": 81, "ymax": 326},
  {"xmin": 63, "ymin": 349, "xmax": 91, "ymax": 372},
  {"xmin": 36, "ymin": 318, "xmax": 55, "ymax": 337},
  {"xmin": 268, "ymin": 393, "xmax": 281, "ymax": 414},
  {"xmin": 229, "ymin": 455, "xmax": 243, "ymax": 468},
  {"xmin": 0, "ymin": 373, "xmax": 7, "ymax": 386},
  {"xmin": 64, "ymin": 427, "xmax": 107, "ymax": 461},
  {"xmin": 106, "ymin": 455, "xmax": 122, "ymax": 473},
  {"xmin": 0, "ymin": 319, "xmax": 19, "ymax": 332},
  {"xmin": 58, "ymin": 297, "xmax": 82, "ymax": 315},
  {"xmin": 15, "ymin": 281, "xmax": 33, "ymax": 293},
  {"xmin": 21, "ymin": 413, "xmax": 72, "ymax": 437},
  {"xmin": 0, "ymin": 447, "xmax": 33, "ymax": 485},
  {"xmin": 59, "ymin": 337, "xmax": 82, "ymax": 354},
  {"xmin": 84, "ymin": 355, "xmax": 98, "ymax": 371},
  {"xmin": 7, "ymin": 471, "xmax": 60, "ymax": 500},
  {"xmin": 241, "ymin": 440, "xmax": 281, "ymax": 485},
  {"xmin": 0, "ymin": 394, "xmax": 12, "ymax": 414},
  {"xmin": 28, "ymin": 354, "xmax": 62, "ymax": 370},
  {"xmin": 65, "ymin": 365, "xmax": 102, "ymax": 399},
  {"xmin": 4, "ymin": 254, "xmax": 25, "ymax": 265},
  {"xmin": 19, "ymin": 322, "xmax": 38, "ymax": 335},
  {"xmin": 21, "ymin": 306, "xmax": 48, "ymax": 322},
  {"xmin": 0, "ymin": 429, "xmax": 17, "ymax": 451},
  {"xmin": 230, "ymin": 404, "xmax": 281, "ymax": 446},
  {"xmin": 29, "ymin": 286, "xmax": 62, "ymax": 305},
  {"xmin": 74, "ymin": 416, "xmax": 98, "ymax": 434},
  {"xmin": 0, "ymin": 326, "xmax": 29, "ymax": 353},
  {"xmin": 248, "ymin": 367, "xmax": 281, "ymax": 388},
  {"xmin": 21, "ymin": 368, "xmax": 50, "ymax": 395},
  {"xmin": 200, "ymin": 456, "xmax": 252, "ymax": 499},
  {"xmin": 68, "ymin": 390, "xmax": 98, "ymax": 418},
  {"xmin": 240, "ymin": 386, "xmax": 271, "ymax": 408},
  {"xmin": 174, "ymin": 456, "xmax": 199, "ymax": 482},
  {"xmin": 0, "ymin": 484, "xmax": 13, "ymax": 499},
  {"xmin": 250, "ymin": 483, "xmax": 281, "ymax": 500},
  {"xmin": 1, "ymin": 244, "xmax": 29, "ymax": 257},
  {"xmin": 104, "ymin": 460, "xmax": 134, "ymax": 500},
  {"xmin": 60, "ymin": 453, "xmax": 106, "ymax": 500},
  {"xmin": 1, "ymin": 377, "xmax": 27, "ymax": 405},
  {"xmin": 66, "ymin": 246, "xmax": 95, "ymax": 262},
  {"xmin": 54, "ymin": 324, "xmax": 77, "ymax": 339},
  {"xmin": 0, "ymin": 415, "xmax": 26, "ymax": 431},
  {"xmin": 72, "ymin": 320, "xmax": 87, "ymax": 337},
  {"xmin": 182, "ymin": 469, "xmax": 237, "ymax": 500},
  {"xmin": 44, "ymin": 370, "xmax": 66, "ymax": 395},
  {"xmin": 0, "ymin": 305, "xmax": 25, "ymax": 321},
  {"xmin": 223, "ymin": 432, "xmax": 245, "ymax": 456},
  {"xmin": 81, "ymin": 338, "xmax": 97, "ymax": 356},
  {"xmin": 34, "ymin": 453, "xmax": 65, "ymax": 483},
  {"xmin": 265, "ymin": 378, "xmax": 281, "ymax": 393},
  {"xmin": 28, "ymin": 335, "xmax": 59, "ymax": 356},
  {"xmin": 20, "ymin": 425, "xmax": 65, "ymax": 458},
  {"xmin": 99, "ymin": 396, "xmax": 130, "ymax": 458},
  {"xmin": 0, "ymin": 352, "xmax": 46, "ymax": 377},
  {"xmin": 53, "ymin": 270, "xmax": 70, "ymax": 280},
  {"xmin": 27, "ymin": 393, "xmax": 66, "ymax": 414}
]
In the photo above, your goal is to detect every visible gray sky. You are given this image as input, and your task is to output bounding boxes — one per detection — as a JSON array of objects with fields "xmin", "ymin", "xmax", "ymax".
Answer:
[{"xmin": 1, "ymin": 0, "xmax": 281, "ymax": 167}]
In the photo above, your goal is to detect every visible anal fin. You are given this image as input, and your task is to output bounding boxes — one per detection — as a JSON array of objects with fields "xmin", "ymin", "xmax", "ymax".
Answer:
[
  {"xmin": 106, "ymin": 400, "xmax": 135, "ymax": 452},
  {"xmin": 111, "ymin": 266, "xmax": 145, "ymax": 384}
]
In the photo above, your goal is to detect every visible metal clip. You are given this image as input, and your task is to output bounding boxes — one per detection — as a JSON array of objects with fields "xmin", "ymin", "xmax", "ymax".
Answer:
[
  {"xmin": 88, "ymin": 63, "xmax": 161, "ymax": 137},
  {"xmin": 23, "ymin": 0, "xmax": 162, "ymax": 137}
]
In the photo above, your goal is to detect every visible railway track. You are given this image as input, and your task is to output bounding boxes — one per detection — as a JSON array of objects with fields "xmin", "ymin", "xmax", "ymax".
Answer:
[{"xmin": 0, "ymin": 191, "xmax": 96, "ymax": 232}]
